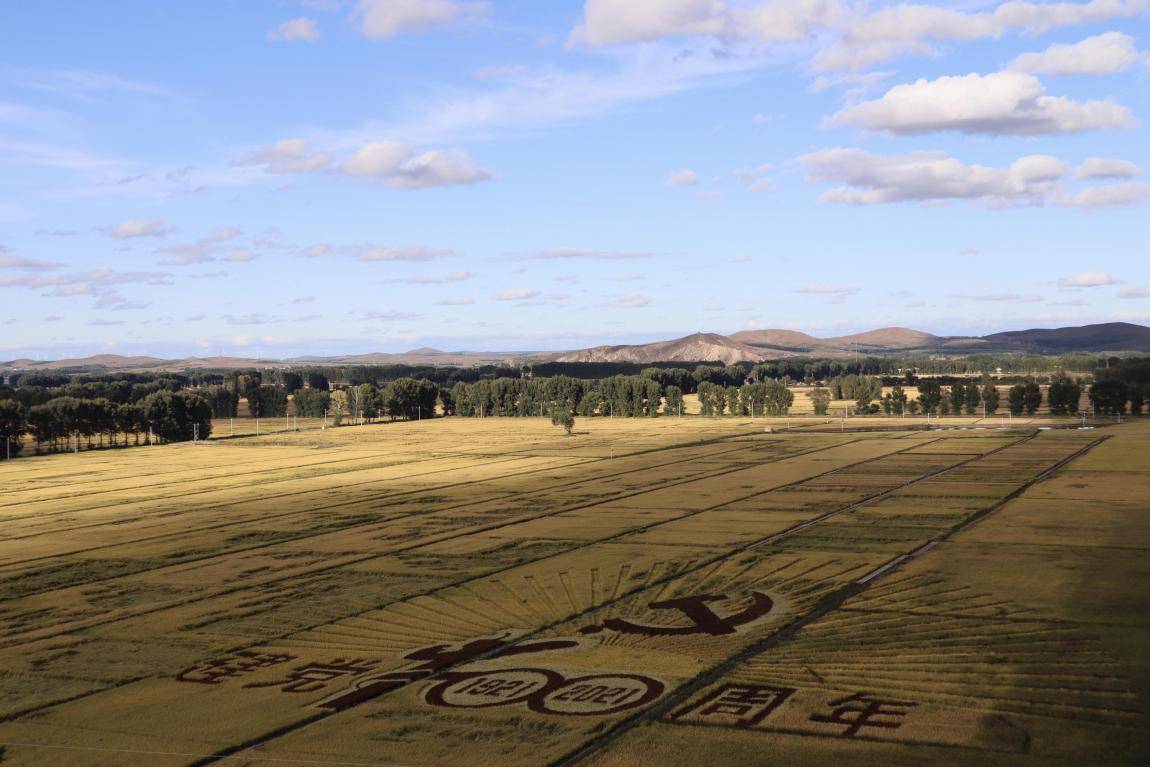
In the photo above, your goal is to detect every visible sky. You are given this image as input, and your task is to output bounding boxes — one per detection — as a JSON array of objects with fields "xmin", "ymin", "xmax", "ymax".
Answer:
[{"xmin": 1, "ymin": 0, "xmax": 1148, "ymax": 360}]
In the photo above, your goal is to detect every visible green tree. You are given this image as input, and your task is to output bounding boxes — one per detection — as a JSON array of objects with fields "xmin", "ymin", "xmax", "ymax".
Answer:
[
  {"xmin": 809, "ymin": 387, "xmax": 832, "ymax": 416},
  {"xmin": 550, "ymin": 405, "xmax": 575, "ymax": 435},
  {"xmin": 964, "ymin": 381, "xmax": 981, "ymax": 415},
  {"xmin": 948, "ymin": 384, "xmax": 965, "ymax": 414},
  {"xmin": 982, "ymin": 383, "xmax": 1000, "ymax": 415},
  {"xmin": 889, "ymin": 385, "xmax": 908, "ymax": 415},
  {"xmin": 1089, "ymin": 380, "xmax": 1128, "ymax": 415},
  {"xmin": 916, "ymin": 380, "xmax": 943, "ymax": 415},
  {"xmin": 329, "ymin": 390, "xmax": 348, "ymax": 425},
  {"xmin": 1023, "ymin": 382, "xmax": 1042, "ymax": 415},
  {"xmin": 1047, "ymin": 376, "xmax": 1082, "ymax": 415},
  {"xmin": 0, "ymin": 399, "xmax": 24, "ymax": 457},
  {"xmin": 1008, "ymin": 384, "xmax": 1026, "ymax": 415},
  {"xmin": 663, "ymin": 385, "xmax": 684, "ymax": 416}
]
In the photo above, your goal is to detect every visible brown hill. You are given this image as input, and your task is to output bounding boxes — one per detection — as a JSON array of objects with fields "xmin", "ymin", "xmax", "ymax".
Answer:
[
  {"xmin": 556, "ymin": 332, "xmax": 770, "ymax": 365},
  {"xmin": 727, "ymin": 329, "xmax": 821, "ymax": 350},
  {"xmin": 826, "ymin": 327, "xmax": 941, "ymax": 350},
  {"xmin": 5, "ymin": 354, "xmax": 166, "ymax": 370}
]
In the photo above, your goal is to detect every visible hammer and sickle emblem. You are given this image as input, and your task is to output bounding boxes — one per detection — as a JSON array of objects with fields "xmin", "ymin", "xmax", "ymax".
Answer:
[{"xmin": 582, "ymin": 591, "xmax": 775, "ymax": 637}]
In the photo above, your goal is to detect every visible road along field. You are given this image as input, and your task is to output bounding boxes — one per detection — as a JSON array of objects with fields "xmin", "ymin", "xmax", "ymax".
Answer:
[{"xmin": 0, "ymin": 416, "xmax": 1146, "ymax": 766}]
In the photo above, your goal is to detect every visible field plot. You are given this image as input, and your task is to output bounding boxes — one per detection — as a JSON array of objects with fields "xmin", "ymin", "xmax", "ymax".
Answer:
[{"xmin": 0, "ymin": 417, "xmax": 1146, "ymax": 766}]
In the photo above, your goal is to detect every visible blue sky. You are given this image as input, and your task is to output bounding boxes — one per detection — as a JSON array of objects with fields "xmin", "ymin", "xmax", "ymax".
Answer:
[{"xmin": 2, "ymin": 0, "xmax": 1148, "ymax": 359}]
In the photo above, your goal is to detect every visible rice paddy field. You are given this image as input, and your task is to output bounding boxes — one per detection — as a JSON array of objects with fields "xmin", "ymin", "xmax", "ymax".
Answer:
[{"xmin": 0, "ymin": 415, "xmax": 1146, "ymax": 766}]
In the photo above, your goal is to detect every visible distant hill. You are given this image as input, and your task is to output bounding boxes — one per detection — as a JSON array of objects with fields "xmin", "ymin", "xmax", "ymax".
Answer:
[
  {"xmin": 727, "ymin": 329, "xmax": 821, "ymax": 351},
  {"xmin": 556, "ymin": 332, "xmax": 770, "ymax": 365},
  {"xmin": 982, "ymin": 322, "xmax": 1150, "ymax": 353},
  {"xmin": 4, "ymin": 322, "xmax": 1147, "ymax": 372},
  {"xmin": 827, "ymin": 327, "xmax": 940, "ymax": 350}
]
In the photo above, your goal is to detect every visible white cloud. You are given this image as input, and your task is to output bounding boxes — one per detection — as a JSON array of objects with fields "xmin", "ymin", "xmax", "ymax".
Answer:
[
  {"xmin": 112, "ymin": 219, "xmax": 174, "ymax": 239},
  {"xmin": 359, "ymin": 309, "xmax": 423, "ymax": 321},
  {"xmin": 793, "ymin": 282, "xmax": 859, "ymax": 295},
  {"xmin": 341, "ymin": 141, "xmax": 490, "ymax": 188},
  {"xmin": 570, "ymin": 0, "xmax": 1149, "ymax": 72},
  {"xmin": 831, "ymin": 71, "xmax": 1134, "ymax": 135},
  {"xmin": 388, "ymin": 149, "xmax": 490, "ymax": 189},
  {"xmin": 341, "ymin": 140, "xmax": 412, "ymax": 176},
  {"xmin": 799, "ymin": 148, "xmax": 1064, "ymax": 205},
  {"xmin": 381, "ymin": 270, "xmax": 476, "ymax": 284},
  {"xmin": 1059, "ymin": 271, "xmax": 1115, "ymax": 288},
  {"xmin": 237, "ymin": 138, "xmax": 333, "ymax": 174},
  {"xmin": 435, "ymin": 297, "xmax": 476, "ymax": 305},
  {"xmin": 268, "ymin": 17, "xmax": 322, "ymax": 43},
  {"xmin": 0, "ymin": 247, "xmax": 63, "ymax": 270},
  {"xmin": 1118, "ymin": 286, "xmax": 1150, "ymax": 298},
  {"xmin": 352, "ymin": 245, "xmax": 457, "ymax": 262},
  {"xmin": 493, "ymin": 288, "xmax": 540, "ymax": 300},
  {"xmin": 951, "ymin": 292, "xmax": 1043, "ymax": 302},
  {"xmin": 735, "ymin": 162, "xmax": 773, "ymax": 191},
  {"xmin": 574, "ymin": 0, "xmax": 727, "ymax": 45},
  {"xmin": 1076, "ymin": 157, "xmax": 1142, "ymax": 179},
  {"xmin": 155, "ymin": 227, "xmax": 243, "ymax": 266},
  {"xmin": 522, "ymin": 248, "xmax": 656, "ymax": 260},
  {"xmin": 797, "ymin": 148, "xmax": 1150, "ymax": 210},
  {"xmin": 605, "ymin": 292, "xmax": 651, "ymax": 308},
  {"xmin": 355, "ymin": 0, "xmax": 488, "ymax": 39},
  {"xmin": 1056, "ymin": 182, "xmax": 1150, "ymax": 209},
  {"xmin": 818, "ymin": 0, "xmax": 1150, "ymax": 71},
  {"xmin": 222, "ymin": 249, "xmax": 258, "ymax": 263},
  {"xmin": 666, "ymin": 168, "xmax": 700, "ymax": 186},
  {"xmin": 1009, "ymin": 32, "xmax": 1145, "ymax": 75}
]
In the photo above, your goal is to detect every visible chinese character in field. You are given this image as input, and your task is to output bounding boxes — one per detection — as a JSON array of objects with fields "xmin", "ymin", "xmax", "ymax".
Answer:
[
  {"xmin": 244, "ymin": 658, "xmax": 380, "ymax": 693},
  {"xmin": 314, "ymin": 634, "xmax": 581, "ymax": 712},
  {"xmin": 809, "ymin": 692, "xmax": 918, "ymax": 736},
  {"xmin": 176, "ymin": 651, "xmax": 296, "ymax": 686},
  {"xmin": 670, "ymin": 684, "xmax": 796, "ymax": 727}
]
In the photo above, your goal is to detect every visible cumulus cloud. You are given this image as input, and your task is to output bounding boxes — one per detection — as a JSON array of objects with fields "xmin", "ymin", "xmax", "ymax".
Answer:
[
  {"xmin": 521, "ymin": 248, "xmax": 657, "ymax": 260},
  {"xmin": 793, "ymin": 282, "xmax": 859, "ymax": 295},
  {"xmin": 355, "ymin": 0, "xmax": 489, "ymax": 39},
  {"xmin": 735, "ymin": 162, "xmax": 773, "ymax": 191},
  {"xmin": 830, "ymin": 71, "xmax": 1134, "ymax": 135},
  {"xmin": 1059, "ymin": 271, "xmax": 1115, "ymax": 288},
  {"xmin": 493, "ymin": 288, "xmax": 540, "ymax": 300},
  {"xmin": 353, "ymin": 245, "xmax": 456, "ymax": 262},
  {"xmin": 359, "ymin": 309, "xmax": 423, "ymax": 320},
  {"xmin": 798, "ymin": 147, "xmax": 1149, "ymax": 209},
  {"xmin": 666, "ymin": 168, "xmax": 700, "ymax": 186},
  {"xmin": 1009, "ymin": 32, "xmax": 1145, "ymax": 75},
  {"xmin": 1056, "ymin": 182, "xmax": 1150, "ymax": 209},
  {"xmin": 1076, "ymin": 157, "xmax": 1142, "ymax": 179},
  {"xmin": 268, "ymin": 17, "xmax": 321, "ymax": 42},
  {"xmin": 951, "ymin": 292, "xmax": 1043, "ymax": 302},
  {"xmin": 571, "ymin": 0, "xmax": 1149, "ymax": 73},
  {"xmin": 574, "ymin": 0, "xmax": 728, "ymax": 45},
  {"xmin": 341, "ymin": 141, "xmax": 490, "ymax": 188},
  {"xmin": 236, "ymin": 138, "xmax": 333, "ymax": 174},
  {"xmin": 0, "ymin": 247, "xmax": 63, "ymax": 270},
  {"xmin": 605, "ymin": 292, "xmax": 651, "ymax": 308},
  {"xmin": 817, "ymin": 0, "xmax": 1150, "ymax": 71},
  {"xmin": 112, "ymin": 218, "xmax": 174, "ymax": 239},
  {"xmin": 156, "ymin": 227, "xmax": 244, "ymax": 266},
  {"xmin": 381, "ymin": 270, "xmax": 476, "ymax": 284},
  {"xmin": 0, "ymin": 268, "xmax": 170, "ymax": 312}
]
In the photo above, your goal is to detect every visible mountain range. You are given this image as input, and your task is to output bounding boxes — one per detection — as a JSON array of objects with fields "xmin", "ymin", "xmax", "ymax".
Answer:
[{"xmin": 4, "ymin": 322, "xmax": 1148, "ymax": 372}]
